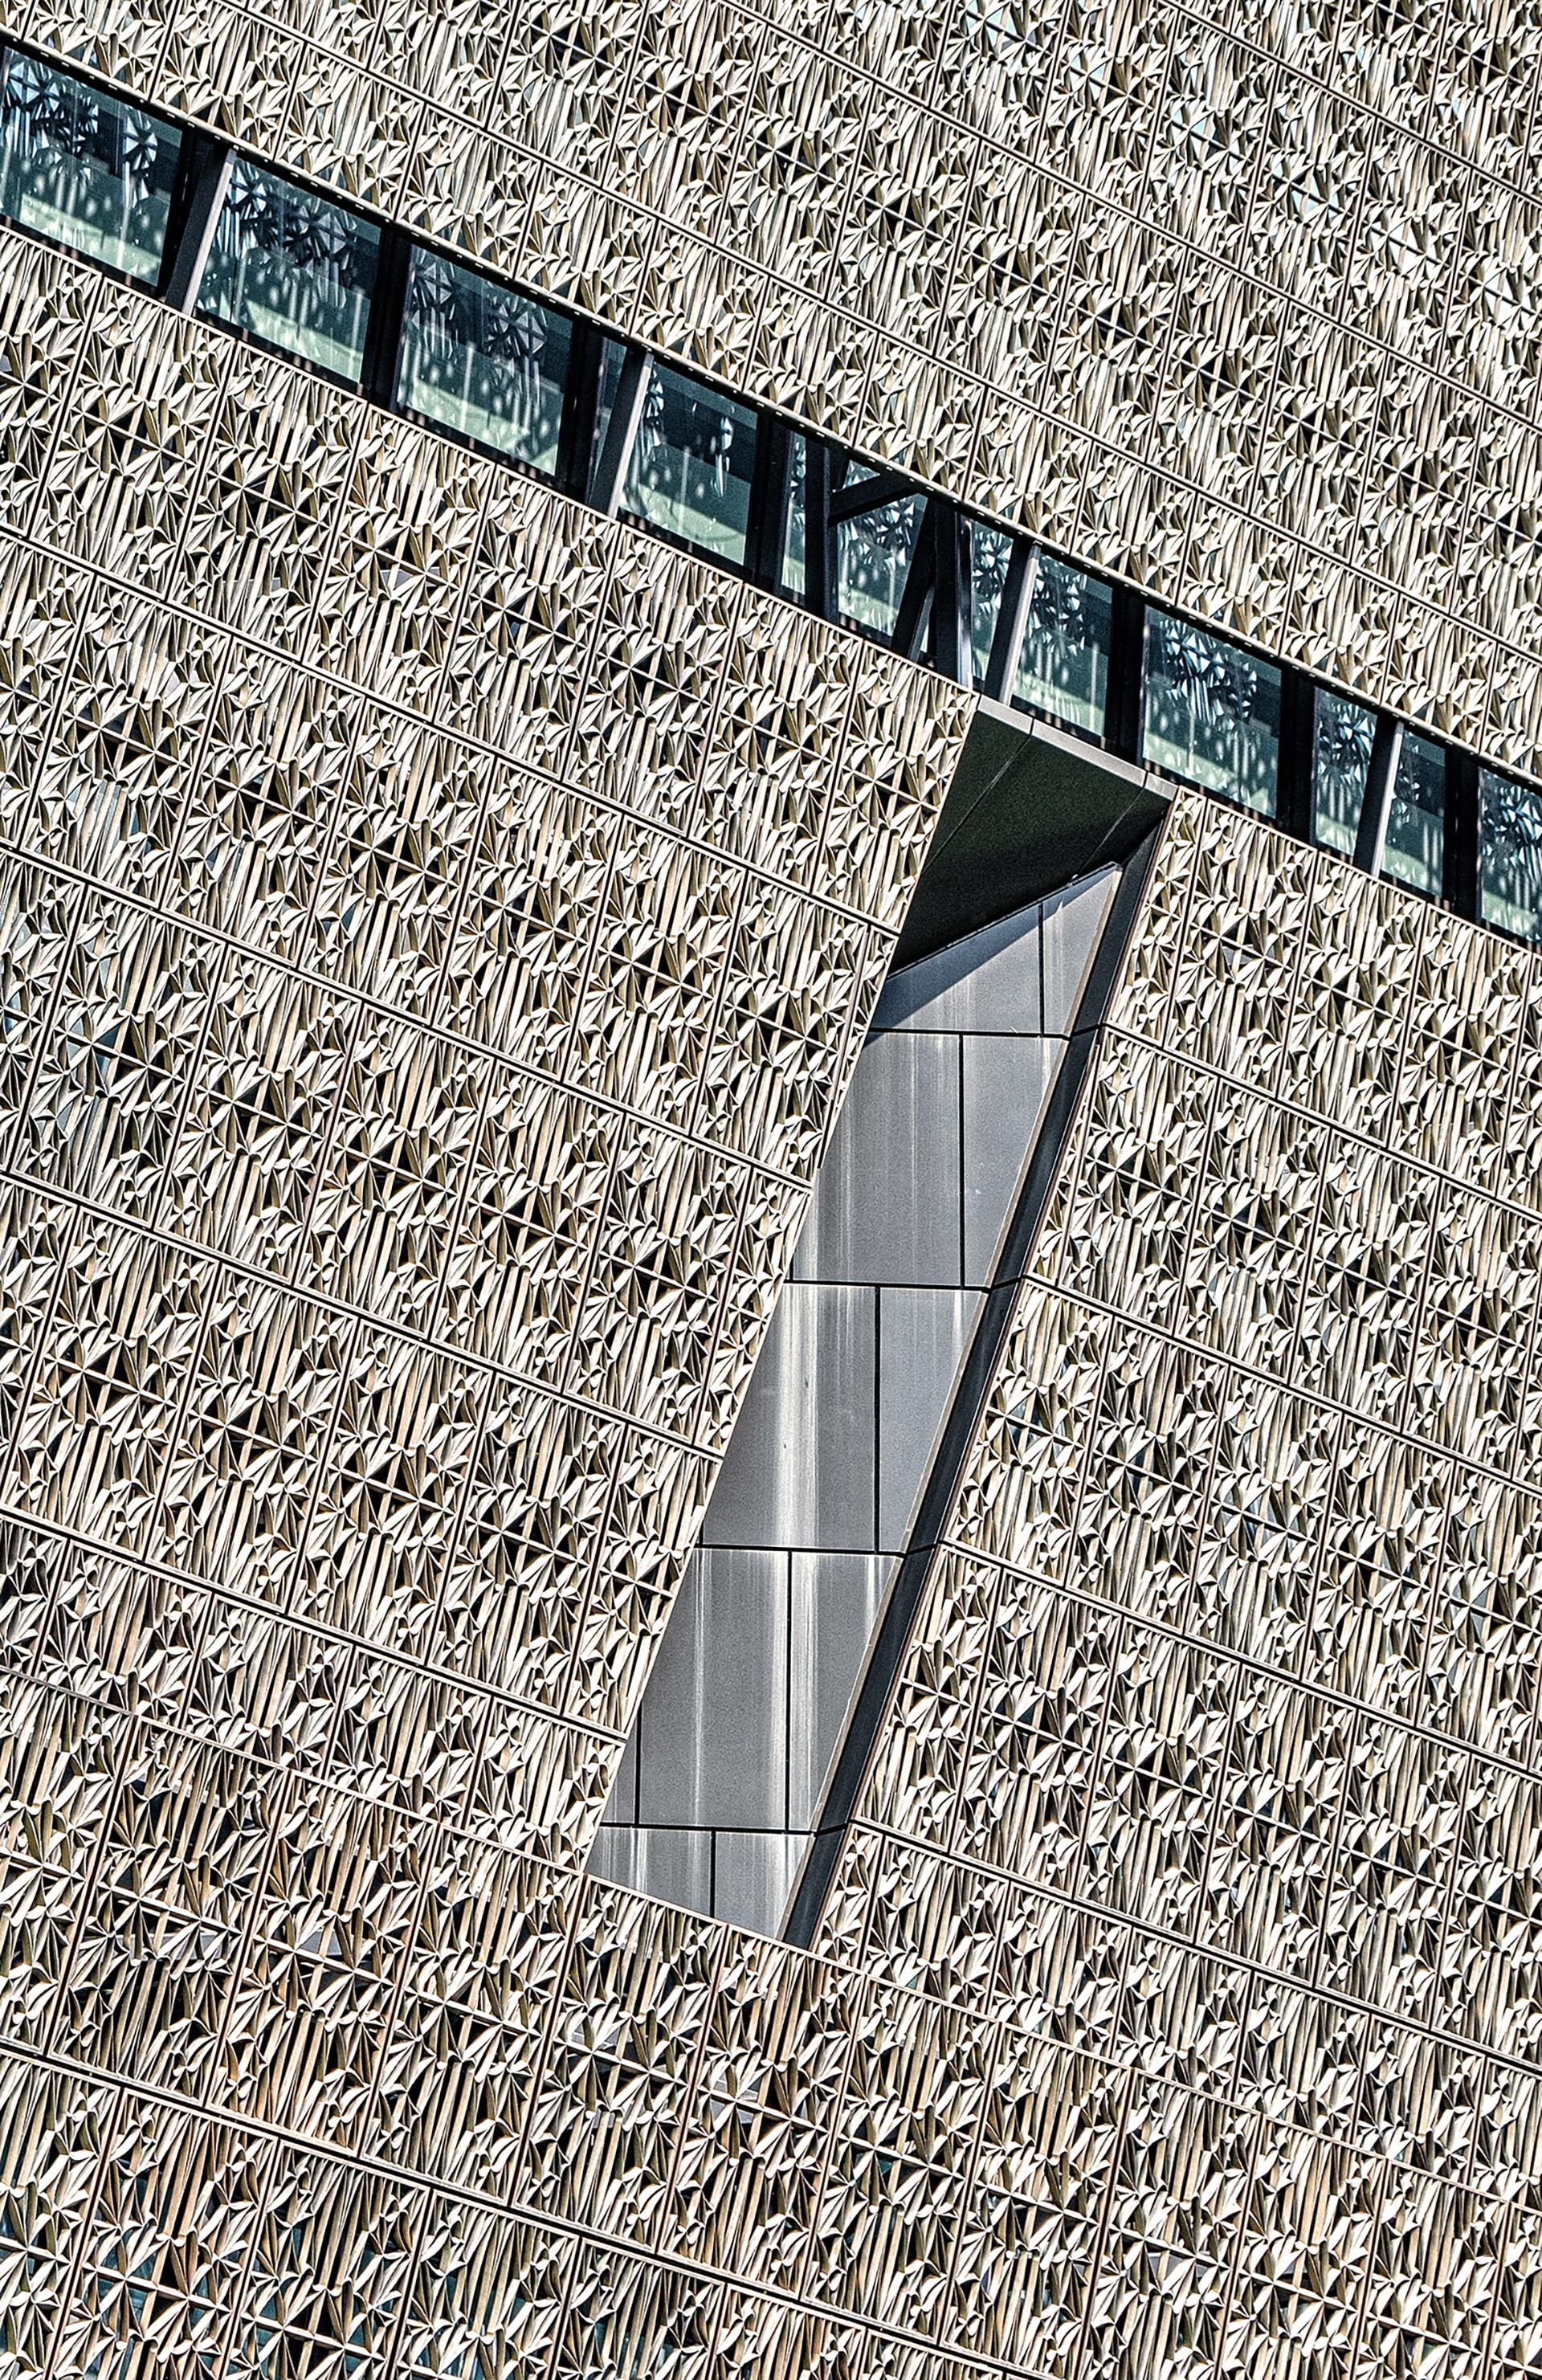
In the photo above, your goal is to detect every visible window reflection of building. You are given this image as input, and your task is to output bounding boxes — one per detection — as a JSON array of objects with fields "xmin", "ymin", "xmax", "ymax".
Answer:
[
  {"xmin": 1312, "ymin": 691, "xmax": 1377, "ymax": 855},
  {"xmin": 398, "ymin": 251, "xmax": 569, "ymax": 474},
  {"xmin": 197, "ymin": 160, "xmax": 380, "ymax": 382},
  {"xmin": 1016, "ymin": 555, "xmax": 1112, "ymax": 739},
  {"xmin": 1383, "ymin": 732, "xmax": 1446, "ymax": 898},
  {"xmin": 621, "ymin": 366, "xmax": 758, "ymax": 569},
  {"xmin": 1142, "ymin": 609, "xmax": 1281, "ymax": 817},
  {"xmin": 0, "ymin": 51, "xmax": 180, "ymax": 283},
  {"xmin": 836, "ymin": 475, "xmax": 926, "ymax": 640},
  {"xmin": 1481, "ymin": 771, "xmax": 1542, "ymax": 941}
]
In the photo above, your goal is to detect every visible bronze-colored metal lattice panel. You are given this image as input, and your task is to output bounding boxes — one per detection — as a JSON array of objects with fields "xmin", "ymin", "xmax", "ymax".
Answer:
[
  {"xmin": 1, "ymin": 12, "xmax": 1541, "ymax": 2378},
  {"xmin": 16, "ymin": 0, "xmax": 1542, "ymax": 765}
]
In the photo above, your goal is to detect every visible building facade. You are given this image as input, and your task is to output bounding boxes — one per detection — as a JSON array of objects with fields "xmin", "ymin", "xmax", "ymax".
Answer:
[{"xmin": 0, "ymin": 5, "xmax": 1540, "ymax": 2376}]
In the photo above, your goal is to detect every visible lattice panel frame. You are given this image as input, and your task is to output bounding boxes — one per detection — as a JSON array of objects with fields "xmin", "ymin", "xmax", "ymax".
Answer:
[{"xmin": 12, "ymin": 0, "xmax": 1542, "ymax": 765}]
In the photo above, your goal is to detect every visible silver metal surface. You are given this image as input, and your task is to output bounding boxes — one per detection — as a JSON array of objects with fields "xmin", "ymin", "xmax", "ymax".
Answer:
[
  {"xmin": 634, "ymin": 1549, "xmax": 789, "ymax": 1831},
  {"xmin": 711, "ymin": 1831, "xmax": 804, "ymax": 1936},
  {"xmin": 791, "ymin": 1031, "xmax": 962, "ymax": 1287},
  {"xmin": 789, "ymin": 1551, "xmax": 894, "ymax": 1828},
  {"xmin": 876, "ymin": 1287, "xmax": 985, "ymax": 1551},
  {"xmin": 601, "ymin": 1725, "xmax": 639, "ymax": 1824},
  {"xmin": 586, "ymin": 1823, "xmax": 713, "ymax": 1911},
  {"xmin": 702, "ymin": 1282, "xmax": 878, "ymax": 1551},
  {"xmin": 961, "ymin": 1035, "xmax": 1060, "ymax": 1286},
  {"xmin": 1041, "ymin": 867, "xmax": 1120, "ymax": 1030},
  {"xmin": 872, "ymin": 900, "xmax": 1046, "ymax": 1036}
]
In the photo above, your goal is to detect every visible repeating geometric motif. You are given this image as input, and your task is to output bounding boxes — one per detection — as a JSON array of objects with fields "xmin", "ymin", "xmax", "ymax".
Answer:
[
  {"xmin": 6, "ymin": 779, "xmax": 1542, "ymax": 2378},
  {"xmin": 0, "ymin": 222, "xmax": 969, "ymax": 1898},
  {"xmin": 818, "ymin": 789, "xmax": 1542, "ymax": 2373},
  {"xmin": 1, "ymin": 21, "xmax": 1541, "ymax": 2379},
  {"xmin": 14, "ymin": 0, "xmax": 1542, "ymax": 765}
]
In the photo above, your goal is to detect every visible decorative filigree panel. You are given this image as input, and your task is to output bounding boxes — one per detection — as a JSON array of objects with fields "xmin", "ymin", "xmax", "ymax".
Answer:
[
  {"xmin": 16, "ymin": 0, "xmax": 1542, "ymax": 762},
  {"xmin": 2, "ymin": 16, "xmax": 1542, "ymax": 2376},
  {"xmin": 816, "ymin": 793, "xmax": 1542, "ymax": 2372},
  {"xmin": 0, "ymin": 222, "xmax": 969, "ymax": 1873},
  {"xmin": 6, "ymin": 717, "xmax": 1542, "ymax": 2374}
]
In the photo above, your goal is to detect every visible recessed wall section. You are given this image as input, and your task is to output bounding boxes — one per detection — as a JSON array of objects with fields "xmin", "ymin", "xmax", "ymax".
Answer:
[{"xmin": 594, "ymin": 865, "xmax": 1120, "ymax": 1933}]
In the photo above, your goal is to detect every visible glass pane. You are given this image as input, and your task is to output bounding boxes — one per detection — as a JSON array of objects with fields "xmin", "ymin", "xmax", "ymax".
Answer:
[
  {"xmin": 836, "ymin": 465, "xmax": 925, "ymax": 639},
  {"xmin": 969, "ymin": 523, "xmax": 1014, "ymax": 687},
  {"xmin": 1141, "ymin": 610, "xmax": 1280, "ymax": 815},
  {"xmin": 1382, "ymin": 731, "xmax": 1444, "ymax": 896},
  {"xmin": 198, "ymin": 159, "xmax": 379, "ymax": 382},
  {"xmin": 1013, "ymin": 555, "xmax": 1110, "ymax": 738},
  {"xmin": 0, "ymin": 52, "xmax": 181, "ymax": 284},
  {"xmin": 1312, "ymin": 688, "xmax": 1377, "ymax": 856},
  {"xmin": 1480, "ymin": 770, "xmax": 1542, "ymax": 942},
  {"xmin": 396, "ymin": 250, "xmax": 569, "ymax": 474},
  {"xmin": 621, "ymin": 365, "xmax": 758, "ymax": 566}
]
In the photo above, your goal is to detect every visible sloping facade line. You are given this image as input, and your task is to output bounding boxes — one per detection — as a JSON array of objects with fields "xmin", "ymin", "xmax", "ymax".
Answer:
[
  {"xmin": 0, "ymin": 7, "xmax": 1540, "ymax": 2378},
  {"xmin": 2, "ymin": 28, "xmax": 1540, "ymax": 964}
]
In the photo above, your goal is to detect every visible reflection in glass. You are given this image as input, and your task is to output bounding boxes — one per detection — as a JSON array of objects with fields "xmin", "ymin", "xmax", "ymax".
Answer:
[
  {"xmin": 397, "ymin": 250, "xmax": 569, "ymax": 474},
  {"xmin": 198, "ymin": 159, "xmax": 379, "ymax": 381},
  {"xmin": 621, "ymin": 365, "xmax": 758, "ymax": 566},
  {"xmin": 836, "ymin": 465, "xmax": 926, "ymax": 639},
  {"xmin": 1312, "ymin": 688, "xmax": 1377, "ymax": 855},
  {"xmin": 969, "ymin": 524, "xmax": 1013, "ymax": 686},
  {"xmin": 1142, "ymin": 610, "xmax": 1280, "ymax": 814},
  {"xmin": 0, "ymin": 52, "xmax": 181, "ymax": 284},
  {"xmin": 1382, "ymin": 731, "xmax": 1444, "ymax": 896},
  {"xmin": 1480, "ymin": 770, "xmax": 1542, "ymax": 942},
  {"xmin": 1013, "ymin": 555, "xmax": 1110, "ymax": 738}
]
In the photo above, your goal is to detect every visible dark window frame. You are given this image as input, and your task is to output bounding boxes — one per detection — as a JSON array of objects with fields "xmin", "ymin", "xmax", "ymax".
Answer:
[
  {"xmin": 0, "ymin": 39, "xmax": 187, "ymax": 296},
  {"xmin": 0, "ymin": 33, "xmax": 1537, "ymax": 949}
]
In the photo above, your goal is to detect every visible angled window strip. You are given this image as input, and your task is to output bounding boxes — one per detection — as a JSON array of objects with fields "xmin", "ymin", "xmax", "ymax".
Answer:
[
  {"xmin": 0, "ymin": 35, "xmax": 1536, "ymax": 951},
  {"xmin": 594, "ymin": 820, "xmax": 1133, "ymax": 1938}
]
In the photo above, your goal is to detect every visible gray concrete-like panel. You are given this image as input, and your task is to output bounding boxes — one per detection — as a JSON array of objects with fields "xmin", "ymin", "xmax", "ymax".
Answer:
[
  {"xmin": 872, "ymin": 901, "xmax": 1044, "ymax": 1036},
  {"xmin": 703, "ymin": 1283, "xmax": 877, "ymax": 1549},
  {"xmin": 789, "ymin": 1551, "xmax": 894, "ymax": 1827},
  {"xmin": 712, "ymin": 1831, "xmax": 805, "ymax": 1936},
  {"xmin": 596, "ymin": 843, "xmax": 1125, "ymax": 1940},
  {"xmin": 877, "ymin": 1286, "xmax": 983, "ymax": 1552},
  {"xmin": 962, "ymin": 1035, "xmax": 1060, "ymax": 1285},
  {"xmin": 792, "ymin": 1031, "xmax": 961, "ymax": 1287},
  {"xmin": 634, "ymin": 1548, "xmax": 789, "ymax": 1829},
  {"xmin": 1042, "ymin": 868, "xmax": 1119, "ymax": 1030},
  {"xmin": 588, "ymin": 1825, "xmax": 713, "ymax": 1913}
]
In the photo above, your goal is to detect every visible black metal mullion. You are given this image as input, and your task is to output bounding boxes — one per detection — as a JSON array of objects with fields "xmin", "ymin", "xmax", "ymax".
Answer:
[
  {"xmin": 359, "ymin": 224, "xmax": 411, "ymax": 408},
  {"xmin": 827, "ymin": 465, "xmax": 916, "ymax": 525},
  {"xmin": 589, "ymin": 343, "xmax": 650, "ymax": 514},
  {"xmin": 891, "ymin": 500, "xmax": 937, "ymax": 661},
  {"xmin": 1352, "ymin": 712, "xmax": 1404, "ymax": 878},
  {"xmin": 929, "ymin": 505, "xmax": 972, "ymax": 688},
  {"xmin": 802, "ymin": 438, "xmax": 837, "ymax": 622},
  {"xmin": 554, "ymin": 320, "xmax": 606, "ymax": 503},
  {"xmin": 745, "ymin": 413, "xmax": 793, "ymax": 594},
  {"xmin": 1105, "ymin": 583, "xmax": 1145, "ymax": 761},
  {"xmin": 1445, "ymin": 746, "xmax": 1481, "ymax": 917},
  {"xmin": 981, "ymin": 539, "xmax": 1035, "ymax": 704},
  {"xmin": 160, "ymin": 130, "xmax": 234, "ymax": 311},
  {"xmin": 1275, "ymin": 667, "xmax": 1316, "ymax": 842}
]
